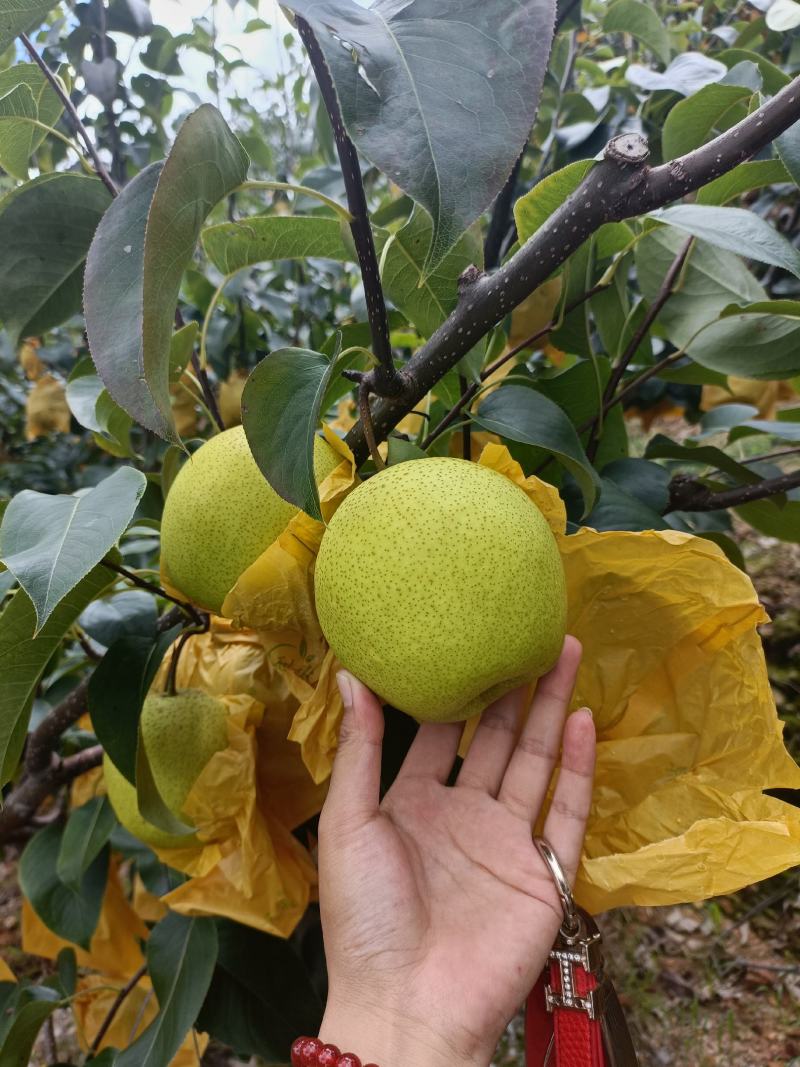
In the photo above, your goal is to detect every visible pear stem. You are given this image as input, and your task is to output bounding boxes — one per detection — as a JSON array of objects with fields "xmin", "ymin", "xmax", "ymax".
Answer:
[{"xmin": 164, "ymin": 618, "xmax": 209, "ymax": 696}]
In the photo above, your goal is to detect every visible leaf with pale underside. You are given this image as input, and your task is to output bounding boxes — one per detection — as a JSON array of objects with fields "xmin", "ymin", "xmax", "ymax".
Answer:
[
  {"xmin": 282, "ymin": 0, "xmax": 556, "ymax": 274},
  {"xmin": 0, "ymin": 467, "xmax": 145, "ymax": 632}
]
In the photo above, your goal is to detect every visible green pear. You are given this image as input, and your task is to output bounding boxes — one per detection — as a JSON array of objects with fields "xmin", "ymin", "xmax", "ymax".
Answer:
[
  {"xmin": 104, "ymin": 688, "xmax": 229, "ymax": 849},
  {"xmin": 314, "ymin": 458, "xmax": 567, "ymax": 722},
  {"xmin": 161, "ymin": 425, "xmax": 342, "ymax": 614}
]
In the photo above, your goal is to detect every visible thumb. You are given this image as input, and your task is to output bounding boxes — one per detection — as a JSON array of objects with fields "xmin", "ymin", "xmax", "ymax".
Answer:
[{"xmin": 325, "ymin": 670, "xmax": 385, "ymax": 827}]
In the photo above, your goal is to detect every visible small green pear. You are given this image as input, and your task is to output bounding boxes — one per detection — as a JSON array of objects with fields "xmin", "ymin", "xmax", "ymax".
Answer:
[
  {"xmin": 314, "ymin": 458, "xmax": 567, "ymax": 722},
  {"xmin": 160, "ymin": 426, "xmax": 342, "ymax": 614},
  {"xmin": 104, "ymin": 688, "xmax": 229, "ymax": 849}
]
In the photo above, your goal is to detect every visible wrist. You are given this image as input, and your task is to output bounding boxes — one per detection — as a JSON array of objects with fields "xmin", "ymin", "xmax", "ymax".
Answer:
[{"xmin": 319, "ymin": 995, "xmax": 489, "ymax": 1067}]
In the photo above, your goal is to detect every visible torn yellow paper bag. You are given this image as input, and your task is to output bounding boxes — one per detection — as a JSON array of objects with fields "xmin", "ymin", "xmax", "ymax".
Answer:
[
  {"xmin": 123, "ymin": 620, "xmax": 325, "ymax": 936},
  {"xmin": 22, "ymin": 858, "xmax": 147, "ymax": 979},
  {"xmin": 287, "ymin": 443, "xmax": 800, "ymax": 911},
  {"xmin": 73, "ymin": 973, "xmax": 208, "ymax": 1064}
]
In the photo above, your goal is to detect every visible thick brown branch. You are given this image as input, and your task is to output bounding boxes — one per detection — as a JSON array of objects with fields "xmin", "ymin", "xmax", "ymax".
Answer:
[
  {"xmin": 0, "ymin": 747, "xmax": 102, "ymax": 839},
  {"xmin": 666, "ymin": 469, "xmax": 800, "ymax": 513},
  {"xmin": 345, "ymin": 74, "xmax": 800, "ymax": 464},
  {"xmin": 296, "ymin": 17, "xmax": 403, "ymax": 399},
  {"xmin": 19, "ymin": 32, "xmax": 118, "ymax": 197}
]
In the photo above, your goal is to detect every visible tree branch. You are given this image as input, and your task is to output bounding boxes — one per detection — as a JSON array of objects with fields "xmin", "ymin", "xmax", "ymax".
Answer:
[
  {"xmin": 585, "ymin": 235, "xmax": 693, "ymax": 461},
  {"xmin": 0, "ymin": 607, "xmax": 187, "ymax": 843},
  {"xmin": 0, "ymin": 747, "xmax": 102, "ymax": 839},
  {"xmin": 19, "ymin": 32, "xmax": 118, "ymax": 197},
  {"xmin": 89, "ymin": 964, "xmax": 148, "ymax": 1055},
  {"xmin": 665, "ymin": 468, "xmax": 800, "ymax": 513},
  {"xmin": 422, "ymin": 280, "xmax": 611, "ymax": 450},
  {"xmin": 345, "ymin": 74, "xmax": 800, "ymax": 465},
  {"xmin": 296, "ymin": 17, "xmax": 405, "ymax": 400}
]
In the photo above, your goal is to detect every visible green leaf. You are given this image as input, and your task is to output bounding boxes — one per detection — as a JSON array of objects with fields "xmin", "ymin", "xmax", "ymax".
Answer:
[
  {"xmin": 730, "ymin": 415, "xmax": 800, "ymax": 443},
  {"xmin": 661, "ymin": 84, "xmax": 751, "ymax": 159},
  {"xmin": 645, "ymin": 434, "xmax": 763, "ymax": 486},
  {"xmin": 282, "ymin": 0, "xmax": 555, "ymax": 274},
  {"xmin": 377, "ymin": 207, "xmax": 483, "ymax": 339},
  {"xmin": 114, "ymin": 913, "xmax": 218, "ymax": 1067},
  {"xmin": 86, "ymin": 107, "xmax": 248, "ymax": 441},
  {"xmin": 0, "ymin": 0, "xmax": 63, "ymax": 53},
  {"xmin": 472, "ymin": 384, "xmax": 600, "ymax": 514},
  {"xmin": 634, "ymin": 227, "xmax": 765, "ymax": 348},
  {"xmin": 387, "ymin": 437, "xmax": 429, "ymax": 464},
  {"xmin": 0, "ymin": 986, "xmax": 61, "ymax": 1067},
  {"xmin": 242, "ymin": 347, "xmax": 339, "ymax": 521},
  {"xmin": 0, "ymin": 467, "xmax": 146, "ymax": 632},
  {"xmin": 139, "ymin": 105, "xmax": 248, "ymax": 439},
  {"xmin": 766, "ymin": 0, "xmax": 800, "ymax": 31},
  {"xmin": 583, "ymin": 475, "xmax": 670, "ymax": 532},
  {"xmin": 56, "ymin": 796, "xmax": 116, "ymax": 892},
  {"xmin": 604, "ymin": 0, "xmax": 671, "ymax": 65},
  {"xmin": 197, "ymin": 920, "xmax": 324, "ymax": 1062},
  {"xmin": 514, "ymin": 159, "xmax": 592, "ymax": 244},
  {"xmin": 202, "ymin": 214, "xmax": 354, "ymax": 273},
  {"xmin": 776, "ymin": 118, "xmax": 800, "ymax": 189},
  {"xmin": 736, "ymin": 498, "xmax": 800, "ymax": 542},
  {"xmin": 696, "ymin": 159, "xmax": 791, "ymax": 205},
  {"xmin": 687, "ymin": 309, "xmax": 800, "ymax": 380},
  {"xmin": 89, "ymin": 626, "xmax": 182, "ymax": 784},
  {"xmin": 85, "ymin": 162, "xmax": 167, "ymax": 437},
  {"xmin": 0, "ymin": 565, "xmax": 112, "ymax": 788},
  {"xmin": 0, "ymin": 63, "xmax": 66, "ymax": 180},
  {"xmin": 55, "ymin": 947, "xmax": 77, "ymax": 997},
  {"xmin": 0, "ymin": 173, "xmax": 111, "ymax": 348},
  {"xmin": 717, "ymin": 49, "xmax": 790, "ymax": 95},
  {"xmin": 19, "ymin": 824, "xmax": 109, "ymax": 950},
  {"xmin": 80, "ymin": 588, "xmax": 157, "ymax": 648},
  {"xmin": 649, "ymin": 206, "xmax": 800, "ymax": 279}
]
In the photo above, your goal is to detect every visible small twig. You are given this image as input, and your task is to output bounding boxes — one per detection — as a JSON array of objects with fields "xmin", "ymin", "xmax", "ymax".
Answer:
[
  {"xmin": 101, "ymin": 559, "xmax": 205, "ymax": 627},
  {"xmin": 422, "ymin": 281, "xmax": 609, "ymax": 450},
  {"xmin": 730, "ymin": 958, "xmax": 800, "ymax": 974},
  {"xmin": 191, "ymin": 351, "xmax": 225, "ymax": 432},
  {"xmin": 296, "ymin": 16, "xmax": 404, "ymax": 400},
  {"xmin": 741, "ymin": 447, "xmax": 800, "ymax": 465},
  {"xmin": 585, "ymin": 236, "xmax": 693, "ymax": 461},
  {"xmin": 42, "ymin": 1013, "xmax": 57, "ymax": 1062},
  {"xmin": 25, "ymin": 678, "xmax": 91, "ymax": 775},
  {"xmin": 484, "ymin": 153, "xmax": 525, "ymax": 270},
  {"xmin": 458, "ymin": 374, "xmax": 472, "ymax": 460},
  {"xmin": 665, "ymin": 468, "xmax": 800, "ymax": 513},
  {"xmin": 555, "ymin": 0, "xmax": 582, "ymax": 29},
  {"xmin": 358, "ymin": 380, "xmax": 386, "ymax": 471},
  {"xmin": 88, "ymin": 963, "xmax": 148, "ymax": 1055},
  {"xmin": 19, "ymin": 32, "xmax": 118, "ymax": 197}
]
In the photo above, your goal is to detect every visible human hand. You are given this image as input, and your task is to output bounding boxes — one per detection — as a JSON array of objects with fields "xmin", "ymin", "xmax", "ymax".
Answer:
[{"xmin": 317, "ymin": 636, "xmax": 595, "ymax": 1067}]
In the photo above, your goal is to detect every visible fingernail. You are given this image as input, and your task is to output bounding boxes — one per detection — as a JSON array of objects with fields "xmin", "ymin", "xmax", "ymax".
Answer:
[
  {"xmin": 337, "ymin": 670, "xmax": 354, "ymax": 711},
  {"xmin": 578, "ymin": 706, "xmax": 593, "ymax": 719}
]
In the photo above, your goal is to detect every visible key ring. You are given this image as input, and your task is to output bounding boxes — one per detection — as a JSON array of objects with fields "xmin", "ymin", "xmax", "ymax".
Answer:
[{"xmin": 533, "ymin": 836, "xmax": 581, "ymax": 938}]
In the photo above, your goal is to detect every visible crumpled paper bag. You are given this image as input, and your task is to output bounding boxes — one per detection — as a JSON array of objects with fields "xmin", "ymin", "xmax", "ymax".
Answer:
[
  {"xmin": 120, "ymin": 620, "xmax": 326, "ymax": 937},
  {"xmin": 73, "ymin": 973, "xmax": 208, "ymax": 1064},
  {"xmin": 285, "ymin": 442, "xmax": 800, "ymax": 911},
  {"xmin": 22, "ymin": 857, "xmax": 147, "ymax": 979},
  {"xmin": 0, "ymin": 959, "xmax": 15, "ymax": 982}
]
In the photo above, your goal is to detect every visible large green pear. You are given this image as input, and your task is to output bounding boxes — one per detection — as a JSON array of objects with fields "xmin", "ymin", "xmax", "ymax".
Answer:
[
  {"xmin": 314, "ymin": 458, "xmax": 567, "ymax": 722},
  {"xmin": 104, "ymin": 688, "xmax": 229, "ymax": 849},
  {"xmin": 161, "ymin": 426, "xmax": 342, "ymax": 614}
]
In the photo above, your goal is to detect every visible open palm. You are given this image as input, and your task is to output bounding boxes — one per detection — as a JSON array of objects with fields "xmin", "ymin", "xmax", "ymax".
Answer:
[{"xmin": 318, "ymin": 638, "xmax": 595, "ymax": 1067}]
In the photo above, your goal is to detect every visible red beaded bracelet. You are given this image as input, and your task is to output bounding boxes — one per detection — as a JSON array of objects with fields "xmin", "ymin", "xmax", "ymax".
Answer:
[{"xmin": 291, "ymin": 1036, "xmax": 380, "ymax": 1067}]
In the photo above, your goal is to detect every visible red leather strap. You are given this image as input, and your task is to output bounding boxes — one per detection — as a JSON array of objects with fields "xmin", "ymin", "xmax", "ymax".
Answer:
[
  {"xmin": 549, "ymin": 958, "xmax": 605, "ymax": 1067},
  {"xmin": 525, "ymin": 963, "xmax": 606, "ymax": 1067}
]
